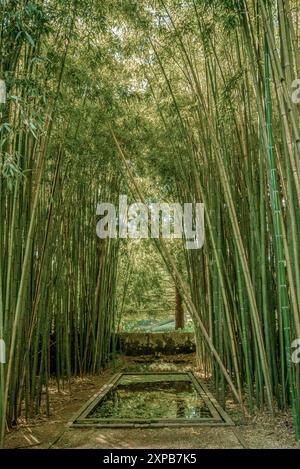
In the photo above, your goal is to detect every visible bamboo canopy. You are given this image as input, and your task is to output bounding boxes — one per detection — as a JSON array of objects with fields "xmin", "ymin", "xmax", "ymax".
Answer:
[{"xmin": 0, "ymin": 0, "xmax": 300, "ymax": 445}]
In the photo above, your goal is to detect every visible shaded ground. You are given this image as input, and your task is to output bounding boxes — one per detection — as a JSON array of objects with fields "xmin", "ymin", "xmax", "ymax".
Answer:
[{"xmin": 4, "ymin": 355, "xmax": 299, "ymax": 449}]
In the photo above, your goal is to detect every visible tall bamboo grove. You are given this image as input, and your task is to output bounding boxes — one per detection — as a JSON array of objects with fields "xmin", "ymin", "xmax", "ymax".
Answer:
[{"xmin": 1, "ymin": 0, "xmax": 300, "ymax": 446}]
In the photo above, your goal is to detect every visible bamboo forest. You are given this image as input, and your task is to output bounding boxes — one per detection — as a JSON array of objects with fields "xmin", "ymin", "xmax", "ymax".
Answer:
[{"xmin": 1, "ymin": 0, "xmax": 300, "ymax": 453}]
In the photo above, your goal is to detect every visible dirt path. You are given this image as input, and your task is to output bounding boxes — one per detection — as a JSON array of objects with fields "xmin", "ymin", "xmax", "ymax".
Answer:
[{"xmin": 4, "ymin": 356, "xmax": 299, "ymax": 449}]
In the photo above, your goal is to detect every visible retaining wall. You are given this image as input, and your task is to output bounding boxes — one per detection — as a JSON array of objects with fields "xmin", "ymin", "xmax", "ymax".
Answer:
[{"xmin": 118, "ymin": 332, "xmax": 196, "ymax": 355}]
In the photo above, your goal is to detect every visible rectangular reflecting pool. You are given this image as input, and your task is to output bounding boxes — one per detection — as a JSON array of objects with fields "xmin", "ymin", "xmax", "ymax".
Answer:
[{"xmin": 71, "ymin": 372, "xmax": 234, "ymax": 428}]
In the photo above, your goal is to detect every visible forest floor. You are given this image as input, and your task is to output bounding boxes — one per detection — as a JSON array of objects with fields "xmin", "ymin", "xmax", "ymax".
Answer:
[{"xmin": 4, "ymin": 354, "xmax": 299, "ymax": 449}]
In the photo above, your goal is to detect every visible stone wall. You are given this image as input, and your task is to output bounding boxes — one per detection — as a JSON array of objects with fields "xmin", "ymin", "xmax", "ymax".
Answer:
[{"xmin": 118, "ymin": 332, "xmax": 196, "ymax": 356}]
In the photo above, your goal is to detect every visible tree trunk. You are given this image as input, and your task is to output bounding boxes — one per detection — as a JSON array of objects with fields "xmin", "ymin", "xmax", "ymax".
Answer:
[{"xmin": 175, "ymin": 286, "xmax": 184, "ymax": 330}]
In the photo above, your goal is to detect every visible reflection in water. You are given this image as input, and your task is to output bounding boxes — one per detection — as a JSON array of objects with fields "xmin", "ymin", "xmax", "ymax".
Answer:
[{"xmin": 88, "ymin": 380, "xmax": 212, "ymax": 420}]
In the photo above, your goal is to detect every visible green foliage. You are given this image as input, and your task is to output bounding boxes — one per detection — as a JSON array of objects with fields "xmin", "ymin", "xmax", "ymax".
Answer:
[{"xmin": 1, "ymin": 0, "xmax": 300, "ymax": 445}]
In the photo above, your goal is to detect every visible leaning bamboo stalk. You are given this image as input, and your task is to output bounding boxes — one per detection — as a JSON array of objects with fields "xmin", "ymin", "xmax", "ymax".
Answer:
[
  {"xmin": 152, "ymin": 6, "xmax": 273, "ymax": 411},
  {"xmin": 110, "ymin": 126, "xmax": 245, "ymax": 408}
]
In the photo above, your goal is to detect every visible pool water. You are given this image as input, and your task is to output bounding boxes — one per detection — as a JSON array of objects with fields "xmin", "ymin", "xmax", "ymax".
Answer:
[{"xmin": 87, "ymin": 374, "xmax": 212, "ymax": 420}]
